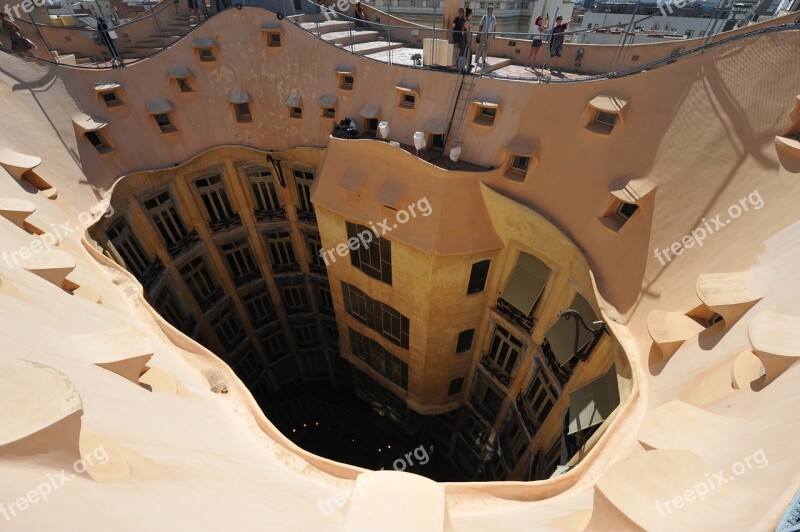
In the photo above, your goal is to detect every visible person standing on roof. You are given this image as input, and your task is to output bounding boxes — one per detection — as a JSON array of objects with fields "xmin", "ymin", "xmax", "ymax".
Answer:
[
  {"xmin": 476, "ymin": 6, "xmax": 496, "ymax": 68},
  {"xmin": 547, "ymin": 15, "xmax": 570, "ymax": 75},
  {"xmin": 451, "ymin": 7, "xmax": 466, "ymax": 68}
]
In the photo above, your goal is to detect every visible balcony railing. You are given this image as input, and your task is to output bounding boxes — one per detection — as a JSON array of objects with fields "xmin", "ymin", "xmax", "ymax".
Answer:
[
  {"xmin": 232, "ymin": 270, "xmax": 261, "ymax": 288},
  {"xmin": 272, "ymin": 262, "xmax": 302, "ymax": 274},
  {"xmin": 297, "ymin": 208, "xmax": 316, "ymax": 223},
  {"xmin": 139, "ymin": 256, "xmax": 165, "ymax": 289},
  {"xmin": 253, "ymin": 208, "xmax": 286, "ymax": 222},
  {"xmin": 166, "ymin": 229, "xmax": 200, "ymax": 258},
  {"xmin": 208, "ymin": 213, "xmax": 242, "ymax": 233},
  {"xmin": 495, "ymin": 297, "xmax": 536, "ymax": 332},
  {"xmin": 541, "ymin": 340, "xmax": 572, "ymax": 387},
  {"xmin": 197, "ymin": 288, "xmax": 225, "ymax": 313},
  {"xmin": 479, "ymin": 353, "xmax": 512, "ymax": 388},
  {"xmin": 309, "ymin": 262, "xmax": 328, "ymax": 276},
  {"xmin": 515, "ymin": 394, "xmax": 538, "ymax": 437}
]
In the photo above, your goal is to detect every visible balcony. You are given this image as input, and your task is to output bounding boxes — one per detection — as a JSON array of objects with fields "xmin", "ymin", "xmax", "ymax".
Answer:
[
  {"xmin": 515, "ymin": 394, "xmax": 538, "ymax": 437},
  {"xmin": 232, "ymin": 270, "xmax": 261, "ymax": 288},
  {"xmin": 208, "ymin": 213, "xmax": 243, "ymax": 233},
  {"xmin": 272, "ymin": 262, "xmax": 302, "ymax": 274},
  {"xmin": 309, "ymin": 262, "xmax": 328, "ymax": 276},
  {"xmin": 139, "ymin": 256, "xmax": 165, "ymax": 290},
  {"xmin": 479, "ymin": 353, "xmax": 512, "ymax": 388},
  {"xmin": 166, "ymin": 229, "xmax": 200, "ymax": 259},
  {"xmin": 495, "ymin": 297, "xmax": 536, "ymax": 332},
  {"xmin": 541, "ymin": 340, "xmax": 573, "ymax": 387},
  {"xmin": 197, "ymin": 288, "xmax": 225, "ymax": 313},
  {"xmin": 253, "ymin": 207, "xmax": 286, "ymax": 222},
  {"xmin": 296, "ymin": 208, "xmax": 316, "ymax": 223}
]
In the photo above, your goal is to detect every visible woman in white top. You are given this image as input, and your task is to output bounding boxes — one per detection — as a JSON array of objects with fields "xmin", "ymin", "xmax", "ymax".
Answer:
[{"xmin": 524, "ymin": 14, "xmax": 549, "ymax": 72}]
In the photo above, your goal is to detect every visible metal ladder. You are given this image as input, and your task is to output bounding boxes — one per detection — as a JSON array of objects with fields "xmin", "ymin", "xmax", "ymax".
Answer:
[{"xmin": 443, "ymin": 73, "xmax": 477, "ymax": 156}]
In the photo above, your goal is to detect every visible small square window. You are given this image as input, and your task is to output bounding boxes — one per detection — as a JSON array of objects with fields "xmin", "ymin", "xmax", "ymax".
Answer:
[
  {"xmin": 616, "ymin": 202, "xmax": 638, "ymax": 220},
  {"xmin": 448, "ymin": 377, "xmax": 464, "ymax": 396},
  {"xmin": 290, "ymin": 107, "xmax": 303, "ymax": 118},
  {"xmin": 85, "ymin": 131, "xmax": 111, "ymax": 153},
  {"xmin": 267, "ymin": 32, "xmax": 281, "ymax": 47},
  {"xmin": 101, "ymin": 91, "xmax": 122, "ymax": 107},
  {"xmin": 511, "ymin": 155, "xmax": 530, "ymax": 173},
  {"xmin": 367, "ymin": 118, "xmax": 379, "ymax": 133},
  {"xmin": 177, "ymin": 78, "xmax": 192, "ymax": 92},
  {"xmin": 430, "ymin": 134, "xmax": 445, "ymax": 150},
  {"xmin": 340, "ymin": 74, "xmax": 354, "ymax": 90},
  {"xmin": 322, "ymin": 107, "xmax": 336, "ymax": 118},
  {"xmin": 198, "ymin": 48, "xmax": 216, "ymax": 62},
  {"xmin": 456, "ymin": 329, "xmax": 475, "ymax": 353},
  {"xmin": 235, "ymin": 102, "xmax": 252, "ymax": 123},
  {"xmin": 400, "ymin": 93, "xmax": 415, "ymax": 109},
  {"xmin": 594, "ymin": 110, "xmax": 617, "ymax": 129},
  {"xmin": 154, "ymin": 113, "xmax": 176, "ymax": 133}
]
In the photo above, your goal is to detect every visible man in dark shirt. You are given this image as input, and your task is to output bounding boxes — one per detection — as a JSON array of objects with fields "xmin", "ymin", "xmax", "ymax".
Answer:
[
  {"xmin": 452, "ymin": 8, "xmax": 465, "ymax": 68},
  {"xmin": 548, "ymin": 15, "xmax": 570, "ymax": 74}
]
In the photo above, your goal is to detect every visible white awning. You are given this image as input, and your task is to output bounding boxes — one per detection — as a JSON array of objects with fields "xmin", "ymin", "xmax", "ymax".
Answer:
[
  {"xmin": 285, "ymin": 92, "xmax": 302, "ymax": 107},
  {"xmin": 473, "ymin": 96, "xmax": 499, "ymax": 108},
  {"xmin": 229, "ymin": 90, "xmax": 250, "ymax": 104},
  {"xmin": 395, "ymin": 80, "xmax": 419, "ymax": 93},
  {"xmin": 589, "ymin": 95, "xmax": 627, "ymax": 113},
  {"xmin": 192, "ymin": 37, "xmax": 215, "ymax": 48},
  {"xmin": 424, "ymin": 117, "xmax": 448, "ymax": 135},
  {"xmin": 168, "ymin": 66, "xmax": 191, "ymax": 79},
  {"xmin": 501, "ymin": 252, "xmax": 550, "ymax": 315},
  {"xmin": 609, "ymin": 175, "xmax": 656, "ymax": 204},
  {"xmin": 507, "ymin": 135, "xmax": 537, "ymax": 156},
  {"xmin": 145, "ymin": 99, "xmax": 173, "ymax": 115},
  {"xmin": 567, "ymin": 368, "xmax": 620, "ymax": 435},
  {"xmin": 318, "ymin": 94, "xmax": 337, "ymax": 108},
  {"xmin": 376, "ymin": 179, "xmax": 407, "ymax": 209},
  {"xmin": 72, "ymin": 112, "xmax": 107, "ymax": 131},
  {"xmin": 359, "ymin": 103, "xmax": 380, "ymax": 118},
  {"xmin": 335, "ymin": 64, "xmax": 354, "ymax": 74},
  {"xmin": 261, "ymin": 21, "xmax": 281, "ymax": 30},
  {"xmin": 93, "ymin": 82, "xmax": 120, "ymax": 92}
]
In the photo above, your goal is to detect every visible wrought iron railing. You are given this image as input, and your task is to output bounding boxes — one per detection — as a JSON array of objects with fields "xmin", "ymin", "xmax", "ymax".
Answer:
[
  {"xmin": 495, "ymin": 297, "xmax": 535, "ymax": 331},
  {"xmin": 479, "ymin": 353, "xmax": 512, "ymax": 388},
  {"xmin": 253, "ymin": 207, "xmax": 286, "ymax": 222},
  {"xmin": 165, "ymin": 229, "xmax": 200, "ymax": 258}
]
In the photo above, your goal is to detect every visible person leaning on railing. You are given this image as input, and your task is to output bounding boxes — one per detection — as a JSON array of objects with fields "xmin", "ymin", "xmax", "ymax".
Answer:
[{"xmin": 1, "ymin": 14, "xmax": 35, "ymax": 57}]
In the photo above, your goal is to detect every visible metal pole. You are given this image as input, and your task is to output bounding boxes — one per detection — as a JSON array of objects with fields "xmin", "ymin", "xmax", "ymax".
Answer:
[
  {"xmin": 611, "ymin": 0, "xmax": 639, "ymax": 72},
  {"xmin": 387, "ymin": 0, "xmax": 392, "ymax": 64},
  {"xmin": 432, "ymin": 1, "xmax": 437, "ymax": 68}
]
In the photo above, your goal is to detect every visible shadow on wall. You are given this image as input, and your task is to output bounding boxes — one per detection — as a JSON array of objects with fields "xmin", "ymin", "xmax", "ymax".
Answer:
[
  {"xmin": 617, "ymin": 34, "xmax": 798, "ymax": 315},
  {"xmin": 0, "ymin": 52, "xmax": 86, "ymax": 176}
]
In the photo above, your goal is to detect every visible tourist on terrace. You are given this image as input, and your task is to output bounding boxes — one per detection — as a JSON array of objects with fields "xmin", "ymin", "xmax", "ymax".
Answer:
[
  {"xmin": 524, "ymin": 14, "xmax": 549, "ymax": 73},
  {"xmin": 452, "ymin": 8, "xmax": 466, "ymax": 67},
  {"xmin": 353, "ymin": 2, "xmax": 366, "ymax": 28},
  {"xmin": 547, "ymin": 15, "xmax": 570, "ymax": 75},
  {"xmin": 461, "ymin": 8, "xmax": 473, "ymax": 72},
  {"xmin": 476, "ymin": 6, "xmax": 496, "ymax": 68},
  {"xmin": 96, "ymin": 17, "xmax": 122, "ymax": 67}
]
